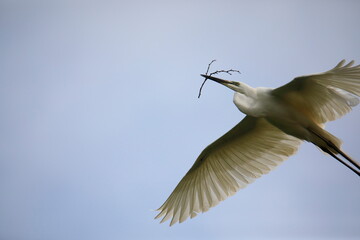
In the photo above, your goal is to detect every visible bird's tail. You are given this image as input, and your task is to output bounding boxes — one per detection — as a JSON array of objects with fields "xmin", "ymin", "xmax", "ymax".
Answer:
[{"xmin": 308, "ymin": 127, "xmax": 360, "ymax": 177}]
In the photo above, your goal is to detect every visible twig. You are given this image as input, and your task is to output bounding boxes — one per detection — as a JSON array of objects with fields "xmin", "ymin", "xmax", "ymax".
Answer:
[
  {"xmin": 206, "ymin": 60, "xmax": 216, "ymax": 75},
  {"xmin": 198, "ymin": 61, "xmax": 241, "ymax": 98},
  {"xmin": 209, "ymin": 69, "xmax": 241, "ymax": 76},
  {"xmin": 198, "ymin": 60, "xmax": 216, "ymax": 98}
]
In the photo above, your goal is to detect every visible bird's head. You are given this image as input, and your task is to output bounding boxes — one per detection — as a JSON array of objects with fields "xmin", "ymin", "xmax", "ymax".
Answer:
[{"xmin": 200, "ymin": 74, "xmax": 243, "ymax": 93}]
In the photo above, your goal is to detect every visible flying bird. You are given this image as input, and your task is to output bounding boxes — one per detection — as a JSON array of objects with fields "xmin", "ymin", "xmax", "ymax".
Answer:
[{"xmin": 155, "ymin": 60, "xmax": 360, "ymax": 226}]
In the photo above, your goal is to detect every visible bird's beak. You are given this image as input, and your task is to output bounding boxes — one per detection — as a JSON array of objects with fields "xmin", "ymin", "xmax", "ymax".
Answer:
[{"xmin": 200, "ymin": 74, "xmax": 239, "ymax": 88}]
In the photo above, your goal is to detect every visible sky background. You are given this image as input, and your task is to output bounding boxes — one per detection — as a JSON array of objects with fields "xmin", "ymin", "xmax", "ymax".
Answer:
[{"xmin": 1, "ymin": 0, "xmax": 360, "ymax": 239}]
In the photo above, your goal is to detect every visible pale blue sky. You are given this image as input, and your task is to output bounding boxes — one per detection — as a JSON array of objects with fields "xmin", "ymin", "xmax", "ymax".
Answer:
[{"xmin": 0, "ymin": 0, "xmax": 359, "ymax": 239}]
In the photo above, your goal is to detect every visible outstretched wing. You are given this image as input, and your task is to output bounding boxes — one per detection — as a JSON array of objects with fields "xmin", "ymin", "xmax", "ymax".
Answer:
[
  {"xmin": 155, "ymin": 116, "xmax": 301, "ymax": 226},
  {"xmin": 272, "ymin": 60, "xmax": 360, "ymax": 124}
]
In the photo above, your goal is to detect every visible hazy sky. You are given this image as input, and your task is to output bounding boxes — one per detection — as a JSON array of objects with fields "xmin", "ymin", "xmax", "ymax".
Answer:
[{"xmin": 1, "ymin": 0, "xmax": 360, "ymax": 239}]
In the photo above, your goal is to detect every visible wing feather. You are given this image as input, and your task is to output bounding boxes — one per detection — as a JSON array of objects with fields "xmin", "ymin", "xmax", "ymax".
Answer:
[
  {"xmin": 272, "ymin": 60, "xmax": 360, "ymax": 123},
  {"xmin": 155, "ymin": 116, "xmax": 301, "ymax": 225}
]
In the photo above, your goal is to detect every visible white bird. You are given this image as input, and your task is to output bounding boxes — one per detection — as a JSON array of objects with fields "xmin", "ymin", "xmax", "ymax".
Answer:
[{"xmin": 155, "ymin": 60, "xmax": 360, "ymax": 226}]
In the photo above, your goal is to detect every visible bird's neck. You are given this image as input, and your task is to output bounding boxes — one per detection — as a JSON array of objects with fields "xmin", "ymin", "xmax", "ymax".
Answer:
[
  {"xmin": 233, "ymin": 84, "xmax": 265, "ymax": 117},
  {"xmin": 237, "ymin": 82, "xmax": 256, "ymax": 97}
]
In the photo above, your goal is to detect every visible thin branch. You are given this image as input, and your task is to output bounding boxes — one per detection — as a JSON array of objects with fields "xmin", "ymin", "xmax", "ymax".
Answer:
[
  {"xmin": 198, "ymin": 61, "xmax": 241, "ymax": 98},
  {"xmin": 209, "ymin": 69, "xmax": 241, "ymax": 76},
  {"xmin": 206, "ymin": 59, "xmax": 216, "ymax": 75},
  {"xmin": 198, "ymin": 59, "xmax": 216, "ymax": 98}
]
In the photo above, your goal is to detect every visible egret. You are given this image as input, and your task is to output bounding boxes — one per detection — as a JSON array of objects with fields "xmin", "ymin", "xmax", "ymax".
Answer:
[{"xmin": 155, "ymin": 60, "xmax": 360, "ymax": 226}]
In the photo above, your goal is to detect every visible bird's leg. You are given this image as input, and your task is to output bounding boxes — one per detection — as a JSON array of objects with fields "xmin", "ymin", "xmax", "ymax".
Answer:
[
  {"xmin": 321, "ymin": 139, "xmax": 360, "ymax": 172},
  {"xmin": 334, "ymin": 148, "xmax": 360, "ymax": 171},
  {"xmin": 321, "ymin": 137, "xmax": 360, "ymax": 171},
  {"xmin": 315, "ymin": 131, "xmax": 360, "ymax": 171},
  {"xmin": 320, "ymin": 146, "xmax": 360, "ymax": 177},
  {"xmin": 308, "ymin": 128, "xmax": 360, "ymax": 176}
]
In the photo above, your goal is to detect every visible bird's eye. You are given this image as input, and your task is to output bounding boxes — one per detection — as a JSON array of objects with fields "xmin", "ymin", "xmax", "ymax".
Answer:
[{"xmin": 232, "ymin": 81, "xmax": 240, "ymax": 86}]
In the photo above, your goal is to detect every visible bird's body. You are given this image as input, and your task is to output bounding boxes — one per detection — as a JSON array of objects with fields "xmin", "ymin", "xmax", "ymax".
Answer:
[
  {"xmin": 233, "ymin": 85, "xmax": 338, "ymax": 151},
  {"xmin": 156, "ymin": 60, "xmax": 360, "ymax": 226}
]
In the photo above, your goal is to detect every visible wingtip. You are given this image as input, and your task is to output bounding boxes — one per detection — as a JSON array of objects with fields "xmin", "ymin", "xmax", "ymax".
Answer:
[
  {"xmin": 345, "ymin": 60, "xmax": 355, "ymax": 67},
  {"xmin": 335, "ymin": 59, "xmax": 346, "ymax": 68},
  {"xmin": 335, "ymin": 59, "xmax": 356, "ymax": 69}
]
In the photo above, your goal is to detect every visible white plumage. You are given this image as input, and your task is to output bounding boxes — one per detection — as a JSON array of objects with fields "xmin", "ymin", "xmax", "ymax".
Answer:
[{"xmin": 155, "ymin": 60, "xmax": 360, "ymax": 226}]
